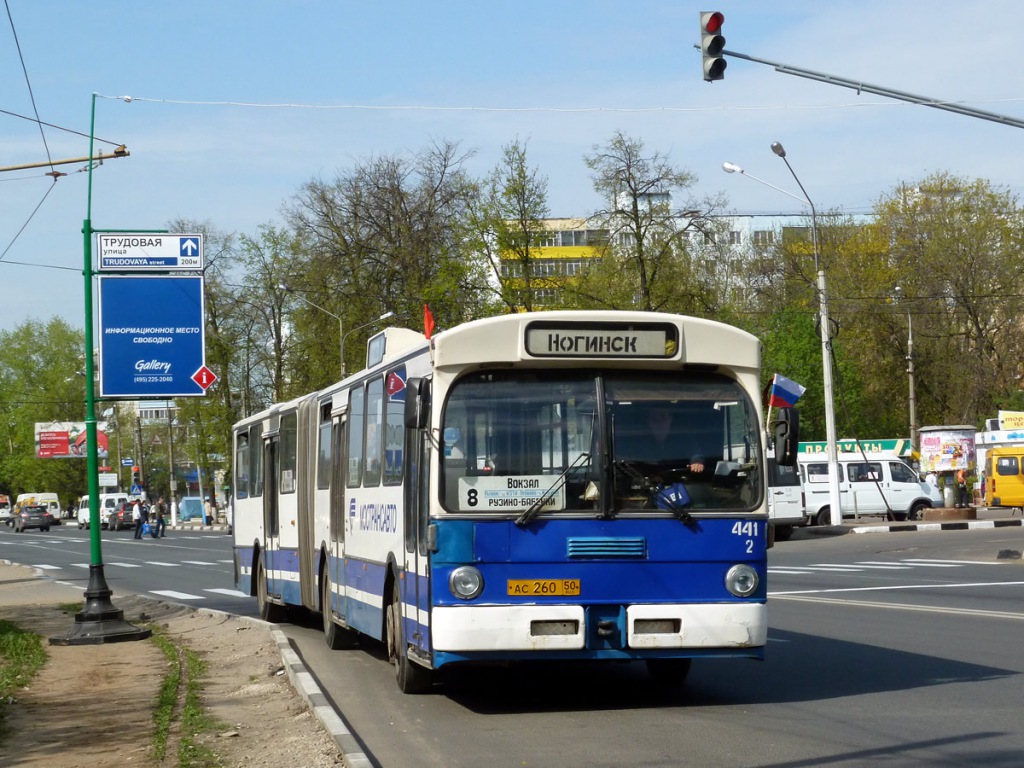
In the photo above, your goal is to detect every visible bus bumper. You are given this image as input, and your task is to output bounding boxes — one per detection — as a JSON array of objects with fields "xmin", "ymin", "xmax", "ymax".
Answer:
[{"xmin": 431, "ymin": 602, "xmax": 765, "ymax": 653}]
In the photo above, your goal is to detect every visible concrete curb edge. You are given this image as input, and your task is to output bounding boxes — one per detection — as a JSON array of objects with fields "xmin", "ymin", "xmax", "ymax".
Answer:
[{"xmin": 270, "ymin": 627, "xmax": 372, "ymax": 768}]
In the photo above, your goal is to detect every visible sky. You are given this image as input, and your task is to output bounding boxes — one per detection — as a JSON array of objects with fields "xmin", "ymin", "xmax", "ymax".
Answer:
[{"xmin": 4, "ymin": 0, "xmax": 1024, "ymax": 333}]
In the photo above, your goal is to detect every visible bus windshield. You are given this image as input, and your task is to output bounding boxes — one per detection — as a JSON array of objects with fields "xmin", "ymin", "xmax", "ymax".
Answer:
[{"xmin": 440, "ymin": 370, "xmax": 761, "ymax": 516}]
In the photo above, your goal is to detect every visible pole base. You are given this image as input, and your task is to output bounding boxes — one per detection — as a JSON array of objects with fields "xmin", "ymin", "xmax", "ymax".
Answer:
[{"xmin": 49, "ymin": 563, "xmax": 152, "ymax": 646}]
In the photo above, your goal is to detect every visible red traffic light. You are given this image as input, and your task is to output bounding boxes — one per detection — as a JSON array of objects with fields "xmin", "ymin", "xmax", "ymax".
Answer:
[
  {"xmin": 702, "ymin": 11, "xmax": 724, "ymax": 34},
  {"xmin": 700, "ymin": 11, "xmax": 727, "ymax": 82}
]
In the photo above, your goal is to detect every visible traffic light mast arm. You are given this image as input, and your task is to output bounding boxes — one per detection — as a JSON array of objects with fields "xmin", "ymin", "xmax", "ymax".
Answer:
[{"xmin": 698, "ymin": 45, "xmax": 1024, "ymax": 131}]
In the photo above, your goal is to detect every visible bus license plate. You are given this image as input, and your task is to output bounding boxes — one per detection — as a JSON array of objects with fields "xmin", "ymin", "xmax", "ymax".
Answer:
[{"xmin": 507, "ymin": 579, "xmax": 581, "ymax": 596}]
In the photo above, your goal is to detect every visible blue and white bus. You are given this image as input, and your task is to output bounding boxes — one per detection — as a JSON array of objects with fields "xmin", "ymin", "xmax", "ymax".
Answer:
[{"xmin": 232, "ymin": 311, "xmax": 798, "ymax": 693}]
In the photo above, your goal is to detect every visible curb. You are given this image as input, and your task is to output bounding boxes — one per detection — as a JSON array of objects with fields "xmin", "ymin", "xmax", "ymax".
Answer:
[
  {"xmin": 850, "ymin": 518, "xmax": 1024, "ymax": 535},
  {"xmin": 271, "ymin": 628, "xmax": 372, "ymax": 768}
]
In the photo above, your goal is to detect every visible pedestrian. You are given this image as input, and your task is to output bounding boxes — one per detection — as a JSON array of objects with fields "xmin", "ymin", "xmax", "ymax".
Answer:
[
  {"xmin": 153, "ymin": 497, "xmax": 167, "ymax": 538},
  {"xmin": 955, "ymin": 467, "xmax": 969, "ymax": 508},
  {"xmin": 204, "ymin": 497, "xmax": 213, "ymax": 526},
  {"xmin": 132, "ymin": 500, "xmax": 145, "ymax": 539},
  {"xmin": 924, "ymin": 470, "xmax": 938, "ymax": 489}
]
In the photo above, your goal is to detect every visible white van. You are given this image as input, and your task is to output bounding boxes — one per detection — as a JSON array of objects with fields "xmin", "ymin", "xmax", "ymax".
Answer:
[
  {"xmin": 767, "ymin": 454, "xmax": 806, "ymax": 540},
  {"xmin": 799, "ymin": 452, "xmax": 938, "ymax": 526},
  {"xmin": 77, "ymin": 493, "xmax": 130, "ymax": 529}
]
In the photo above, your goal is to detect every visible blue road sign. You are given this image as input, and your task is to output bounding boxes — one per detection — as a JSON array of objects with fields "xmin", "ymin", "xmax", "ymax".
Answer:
[
  {"xmin": 131, "ymin": 484, "xmax": 143, "ymax": 495},
  {"xmin": 98, "ymin": 275, "xmax": 209, "ymax": 398},
  {"xmin": 121, "ymin": 458, "xmax": 135, "ymax": 466}
]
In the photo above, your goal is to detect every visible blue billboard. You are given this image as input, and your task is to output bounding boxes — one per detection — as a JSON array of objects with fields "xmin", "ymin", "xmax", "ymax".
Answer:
[{"xmin": 98, "ymin": 276, "xmax": 209, "ymax": 398}]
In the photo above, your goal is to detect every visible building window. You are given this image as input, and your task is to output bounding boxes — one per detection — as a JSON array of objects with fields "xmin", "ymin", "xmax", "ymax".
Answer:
[
  {"xmin": 753, "ymin": 230, "xmax": 775, "ymax": 245},
  {"xmin": 728, "ymin": 230, "xmax": 742, "ymax": 245}
]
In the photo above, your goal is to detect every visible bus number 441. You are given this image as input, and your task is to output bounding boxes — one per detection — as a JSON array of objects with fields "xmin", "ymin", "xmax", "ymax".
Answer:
[{"xmin": 731, "ymin": 521, "xmax": 759, "ymax": 537}]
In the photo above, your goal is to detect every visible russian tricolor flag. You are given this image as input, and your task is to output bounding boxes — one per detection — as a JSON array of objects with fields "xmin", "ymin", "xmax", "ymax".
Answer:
[{"xmin": 768, "ymin": 373, "xmax": 806, "ymax": 409}]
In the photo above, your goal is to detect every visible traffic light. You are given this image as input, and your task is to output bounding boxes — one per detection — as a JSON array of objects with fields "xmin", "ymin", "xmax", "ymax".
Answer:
[
  {"xmin": 132, "ymin": 466, "xmax": 141, "ymax": 485},
  {"xmin": 700, "ymin": 11, "xmax": 726, "ymax": 82}
]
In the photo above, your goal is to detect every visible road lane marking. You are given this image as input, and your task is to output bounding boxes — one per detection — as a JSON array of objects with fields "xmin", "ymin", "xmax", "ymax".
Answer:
[
  {"xmin": 30, "ymin": 564, "xmax": 61, "ymax": 570},
  {"xmin": 771, "ymin": 593, "xmax": 1024, "ymax": 620},
  {"xmin": 150, "ymin": 590, "xmax": 204, "ymax": 600},
  {"xmin": 182, "ymin": 560, "xmax": 218, "ymax": 566},
  {"xmin": 770, "ymin": 580, "xmax": 1024, "ymax": 596},
  {"xmin": 145, "ymin": 561, "xmax": 182, "ymax": 567},
  {"xmin": 204, "ymin": 588, "xmax": 248, "ymax": 598}
]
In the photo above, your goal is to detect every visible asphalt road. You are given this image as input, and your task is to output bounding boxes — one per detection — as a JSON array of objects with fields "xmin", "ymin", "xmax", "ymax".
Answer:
[
  {"xmin": 4, "ymin": 521, "xmax": 1023, "ymax": 767},
  {"xmin": 0, "ymin": 521, "xmax": 252, "ymax": 616}
]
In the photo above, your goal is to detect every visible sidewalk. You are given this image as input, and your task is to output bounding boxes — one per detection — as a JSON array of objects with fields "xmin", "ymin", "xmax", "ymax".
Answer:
[{"xmin": 0, "ymin": 561, "xmax": 352, "ymax": 767}]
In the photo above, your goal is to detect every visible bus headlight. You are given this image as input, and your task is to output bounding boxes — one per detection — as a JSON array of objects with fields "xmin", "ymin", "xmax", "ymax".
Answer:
[
  {"xmin": 725, "ymin": 564, "xmax": 759, "ymax": 597},
  {"xmin": 449, "ymin": 566, "xmax": 484, "ymax": 600}
]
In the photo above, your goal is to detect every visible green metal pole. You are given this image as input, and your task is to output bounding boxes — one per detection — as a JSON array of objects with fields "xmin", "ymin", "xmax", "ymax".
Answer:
[
  {"xmin": 51, "ymin": 93, "xmax": 149, "ymax": 645},
  {"xmin": 83, "ymin": 92, "xmax": 101, "ymax": 564}
]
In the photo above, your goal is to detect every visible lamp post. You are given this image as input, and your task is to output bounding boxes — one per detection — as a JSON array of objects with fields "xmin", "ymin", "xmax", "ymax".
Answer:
[
  {"xmin": 723, "ymin": 144, "xmax": 842, "ymax": 526},
  {"xmin": 893, "ymin": 286, "xmax": 917, "ymax": 452},
  {"xmin": 280, "ymin": 285, "xmax": 344, "ymax": 378},
  {"xmin": 341, "ymin": 311, "xmax": 395, "ymax": 377},
  {"xmin": 52, "ymin": 93, "xmax": 150, "ymax": 645}
]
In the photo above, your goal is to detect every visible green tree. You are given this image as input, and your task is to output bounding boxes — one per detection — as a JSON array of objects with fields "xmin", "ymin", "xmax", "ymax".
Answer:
[
  {"xmin": 577, "ymin": 131, "xmax": 726, "ymax": 314},
  {"xmin": 0, "ymin": 318, "xmax": 87, "ymax": 504},
  {"xmin": 469, "ymin": 138, "xmax": 551, "ymax": 312},
  {"xmin": 287, "ymin": 140, "xmax": 490, "ymax": 372}
]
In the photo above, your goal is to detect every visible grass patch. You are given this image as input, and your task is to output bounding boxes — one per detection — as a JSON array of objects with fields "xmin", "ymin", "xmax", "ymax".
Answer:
[
  {"xmin": 148, "ymin": 627, "xmax": 227, "ymax": 768},
  {"xmin": 0, "ymin": 620, "xmax": 47, "ymax": 736}
]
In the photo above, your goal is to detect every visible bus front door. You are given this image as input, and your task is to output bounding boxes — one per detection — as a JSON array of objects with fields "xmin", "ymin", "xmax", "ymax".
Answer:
[
  {"xmin": 260, "ymin": 435, "xmax": 282, "ymax": 610},
  {"xmin": 403, "ymin": 429, "xmax": 431, "ymax": 660}
]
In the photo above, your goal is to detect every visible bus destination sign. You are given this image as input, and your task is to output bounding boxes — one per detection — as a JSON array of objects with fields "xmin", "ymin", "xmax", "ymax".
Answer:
[
  {"xmin": 97, "ymin": 233, "xmax": 204, "ymax": 272},
  {"xmin": 524, "ymin": 321, "xmax": 678, "ymax": 359}
]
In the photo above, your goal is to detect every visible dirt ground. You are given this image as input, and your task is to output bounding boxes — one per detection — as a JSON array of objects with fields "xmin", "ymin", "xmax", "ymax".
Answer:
[{"xmin": 0, "ymin": 565, "xmax": 344, "ymax": 767}]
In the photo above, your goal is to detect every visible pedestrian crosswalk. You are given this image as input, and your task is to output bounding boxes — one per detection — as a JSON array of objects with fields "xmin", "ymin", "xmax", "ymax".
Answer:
[{"xmin": 769, "ymin": 558, "xmax": 1002, "ymax": 576}]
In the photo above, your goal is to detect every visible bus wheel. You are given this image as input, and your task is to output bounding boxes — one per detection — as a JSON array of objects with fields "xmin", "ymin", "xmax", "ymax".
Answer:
[
  {"xmin": 646, "ymin": 658, "xmax": 692, "ymax": 688},
  {"xmin": 321, "ymin": 569, "xmax": 357, "ymax": 650},
  {"xmin": 387, "ymin": 584, "xmax": 432, "ymax": 694},
  {"xmin": 257, "ymin": 561, "xmax": 285, "ymax": 623}
]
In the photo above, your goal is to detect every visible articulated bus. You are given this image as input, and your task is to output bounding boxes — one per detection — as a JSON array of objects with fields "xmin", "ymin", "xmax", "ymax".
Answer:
[{"xmin": 232, "ymin": 311, "xmax": 798, "ymax": 693}]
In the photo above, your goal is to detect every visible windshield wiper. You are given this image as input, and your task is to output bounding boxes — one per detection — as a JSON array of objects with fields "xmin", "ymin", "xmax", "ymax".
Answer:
[
  {"xmin": 515, "ymin": 452, "xmax": 591, "ymax": 528},
  {"xmin": 613, "ymin": 459, "xmax": 697, "ymax": 528}
]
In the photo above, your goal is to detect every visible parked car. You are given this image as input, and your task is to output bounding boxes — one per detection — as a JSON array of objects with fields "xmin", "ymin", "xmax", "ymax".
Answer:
[
  {"xmin": 13, "ymin": 504, "xmax": 53, "ymax": 532},
  {"xmin": 107, "ymin": 500, "xmax": 146, "ymax": 531},
  {"xmin": 0, "ymin": 494, "xmax": 11, "ymax": 524}
]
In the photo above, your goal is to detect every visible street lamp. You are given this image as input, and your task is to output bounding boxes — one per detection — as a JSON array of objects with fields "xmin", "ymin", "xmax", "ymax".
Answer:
[
  {"xmin": 342, "ymin": 311, "xmax": 395, "ymax": 377},
  {"xmin": 893, "ymin": 286, "xmax": 917, "ymax": 452},
  {"xmin": 723, "ymin": 143, "xmax": 842, "ymax": 526},
  {"xmin": 280, "ymin": 285, "xmax": 344, "ymax": 379}
]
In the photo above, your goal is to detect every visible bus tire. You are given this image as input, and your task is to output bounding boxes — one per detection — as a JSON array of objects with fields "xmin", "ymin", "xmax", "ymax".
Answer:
[
  {"xmin": 257, "ymin": 561, "xmax": 285, "ymax": 623},
  {"xmin": 774, "ymin": 524, "xmax": 794, "ymax": 541},
  {"xmin": 321, "ymin": 569, "xmax": 357, "ymax": 650},
  {"xmin": 646, "ymin": 658, "xmax": 692, "ymax": 688},
  {"xmin": 387, "ymin": 584, "xmax": 432, "ymax": 694}
]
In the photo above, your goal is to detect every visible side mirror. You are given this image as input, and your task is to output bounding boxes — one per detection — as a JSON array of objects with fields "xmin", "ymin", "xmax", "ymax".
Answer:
[
  {"xmin": 404, "ymin": 377, "xmax": 431, "ymax": 429},
  {"xmin": 772, "ymin": 407, "xmax": 799, "ymax": 466}
]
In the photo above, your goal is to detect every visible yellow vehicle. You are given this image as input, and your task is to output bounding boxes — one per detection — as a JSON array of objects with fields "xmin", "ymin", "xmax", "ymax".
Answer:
[{"xmin": 984, "ymin": 446, "xmax": 1024, "ymax": 509}]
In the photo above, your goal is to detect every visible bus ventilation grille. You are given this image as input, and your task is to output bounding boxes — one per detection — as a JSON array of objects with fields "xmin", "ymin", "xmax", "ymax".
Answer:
[{"xmin": 566, "ymin": 537, "xmax": 647, "ymax": 559}]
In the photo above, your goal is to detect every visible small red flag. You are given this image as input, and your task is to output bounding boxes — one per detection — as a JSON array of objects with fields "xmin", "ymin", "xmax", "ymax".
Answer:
[{"xmin": 423, "ymin": 303, "xmax": 435, "ymax": 340}]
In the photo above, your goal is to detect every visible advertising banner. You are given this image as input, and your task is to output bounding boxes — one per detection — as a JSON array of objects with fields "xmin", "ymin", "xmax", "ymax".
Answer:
[
  {"xmin": 918, "ymin": 426, "xmax": 977, "ymax": 472},
  {"xmin": 98, "ymin": 275, "xmax": 209, "ymax": 398},
  {"xmin": 998, "ymin": 410, "xmax": 1024, "ymax": 430},
  {"xmin": 35, "ymin": 422, "xmax": 110, "ymax": 459}
]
